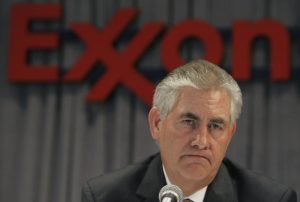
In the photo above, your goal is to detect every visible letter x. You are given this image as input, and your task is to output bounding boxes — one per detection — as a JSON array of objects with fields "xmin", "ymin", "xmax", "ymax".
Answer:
[{"xmin": 64, "ymin": 9, "xmax": 164, "ymax": 105}]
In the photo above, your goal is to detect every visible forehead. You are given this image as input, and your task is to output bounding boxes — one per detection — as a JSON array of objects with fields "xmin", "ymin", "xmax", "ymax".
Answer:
[{"xmin": 169, "ymin": 87, "xmax": 231, "ymax": 119}]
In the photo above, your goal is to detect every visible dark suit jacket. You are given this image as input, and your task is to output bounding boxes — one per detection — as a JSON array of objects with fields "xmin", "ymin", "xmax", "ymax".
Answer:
[{"xmin": 82, "ymin": 154, "xmax": 297, "ymax": 202}]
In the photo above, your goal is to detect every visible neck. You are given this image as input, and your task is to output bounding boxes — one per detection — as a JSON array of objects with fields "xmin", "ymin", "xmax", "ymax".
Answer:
[
  {"xmin": 175, "ymin": 177, "xmax": 210, "ymax": 196},
  {"xmin": 163, "ymin": 166, "xmax": 214, "ymax": 196}
]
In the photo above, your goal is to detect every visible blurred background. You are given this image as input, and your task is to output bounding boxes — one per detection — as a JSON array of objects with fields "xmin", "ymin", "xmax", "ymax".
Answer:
[{"xmin": 1, "ymin": 0, "xmax": 300, "ymax": 202}]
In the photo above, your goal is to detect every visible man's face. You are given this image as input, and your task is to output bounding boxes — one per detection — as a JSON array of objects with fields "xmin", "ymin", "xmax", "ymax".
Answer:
[{"xmin": 149, "ymin": 87, "xmax": 236, "ymax": 189}]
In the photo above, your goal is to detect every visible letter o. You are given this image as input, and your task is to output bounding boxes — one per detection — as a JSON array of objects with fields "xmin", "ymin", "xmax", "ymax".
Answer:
[{"xmin": 161, "ymin": 20, "xmax": 224, "ymax": 71}]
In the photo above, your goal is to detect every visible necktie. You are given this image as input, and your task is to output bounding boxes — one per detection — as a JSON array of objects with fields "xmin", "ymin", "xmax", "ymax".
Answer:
[{"xmin": 183, "ymin": 199, "xmax": 193, "ymax": 202}]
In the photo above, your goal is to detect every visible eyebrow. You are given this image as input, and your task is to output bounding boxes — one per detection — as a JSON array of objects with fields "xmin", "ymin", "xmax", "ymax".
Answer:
[
  {"xmin": 179, "ymin": 112, "xmax": 199, "ymax": 120},
  {"xmin": 179, "ymin": 113, "xmax": 228, "ymax": 124},
  {"xmin": 210, "ymin": 118, "xmax": 226, "ymax": 124}
]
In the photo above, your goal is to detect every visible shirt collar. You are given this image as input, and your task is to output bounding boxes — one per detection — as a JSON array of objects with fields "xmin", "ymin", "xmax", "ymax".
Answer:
[{"xmin": 162, "ymin": 165, "xmax": 208, "ymax": 202}]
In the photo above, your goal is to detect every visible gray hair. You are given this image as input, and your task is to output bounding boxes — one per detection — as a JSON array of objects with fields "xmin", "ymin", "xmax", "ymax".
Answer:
[{"xmin": 153, "ymin": 59, "xmax": 243, "ymax": 122}]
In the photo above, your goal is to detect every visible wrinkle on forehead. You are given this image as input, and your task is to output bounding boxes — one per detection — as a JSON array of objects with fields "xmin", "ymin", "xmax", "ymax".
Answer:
[{"xmin": 169, "ymin": 86, "xmax": 231, "ymax": 122}]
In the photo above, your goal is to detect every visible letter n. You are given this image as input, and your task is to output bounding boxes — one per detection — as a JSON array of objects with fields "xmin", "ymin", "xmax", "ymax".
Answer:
[{"xmin": 232, "ymin": 20, "xmax": 290, "ymax": 80}]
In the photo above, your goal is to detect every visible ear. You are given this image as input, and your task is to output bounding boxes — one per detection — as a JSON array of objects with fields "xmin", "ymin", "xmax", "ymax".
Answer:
[{"xmin": 148, "ymin": 107, "xmax": 162, "ymax": 140}]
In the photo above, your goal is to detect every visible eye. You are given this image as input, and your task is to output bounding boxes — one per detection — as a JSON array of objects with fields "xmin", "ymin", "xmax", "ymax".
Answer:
[
  {"xmin": 208, "ymin": 122, "xmax": 223, "ymax": 130},
  {"xmin": 182, "ymin": 119, "xmax": 197, "ymax": 128},
  {"xmin": 183, "ymin": 119, "xmax": 194, "ymax": 124}
]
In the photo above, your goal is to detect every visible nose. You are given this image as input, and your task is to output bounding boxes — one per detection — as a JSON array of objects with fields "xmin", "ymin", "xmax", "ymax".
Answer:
[{"xmin": 191, "ymin": 125, "xmax": 209, "ymax": 149}]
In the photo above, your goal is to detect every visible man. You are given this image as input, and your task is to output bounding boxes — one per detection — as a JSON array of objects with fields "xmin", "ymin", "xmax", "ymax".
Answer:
[{"xmin": 82, "ymin": 60, "xmax": 297, "ymax": 202}]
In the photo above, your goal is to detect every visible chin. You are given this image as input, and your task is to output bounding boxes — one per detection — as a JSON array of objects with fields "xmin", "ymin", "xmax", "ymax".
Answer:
[{"xmin": 181, "ymin": 165, "xmax": 210, "ymax": 180}]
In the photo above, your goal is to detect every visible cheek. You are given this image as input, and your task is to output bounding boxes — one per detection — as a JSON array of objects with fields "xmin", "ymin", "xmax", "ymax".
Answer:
[
  {"xmin": 212, "ymin": 138, "xmax": 231, "ymax": 160},
  {"xmin": 160, "ymin": 130, "xmax": 189, "ymax": 157}
]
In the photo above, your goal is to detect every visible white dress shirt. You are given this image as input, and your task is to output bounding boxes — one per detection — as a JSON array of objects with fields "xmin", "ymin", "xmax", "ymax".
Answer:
[{"xmin": 163, "ymin": 165, "xmax": 208, "ymax": 202}]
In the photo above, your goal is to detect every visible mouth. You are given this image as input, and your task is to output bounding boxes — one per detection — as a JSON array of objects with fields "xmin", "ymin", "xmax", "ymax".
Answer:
[{"xmin": 181, "ymin": 154, "xmax": 212, "ymax": 165}]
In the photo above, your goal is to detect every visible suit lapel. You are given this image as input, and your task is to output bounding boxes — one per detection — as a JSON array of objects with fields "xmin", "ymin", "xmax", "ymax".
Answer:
[
  {"xmin": 136, "ymin": 155, "xmax": 237, "ymax": 202},
  {"xmin": 204, "ymin": 162, "xmax": 238, "ymax": 202},
  {"xmin": 136, "ymin": 154, "xmax": 166, "ymax": 202}
]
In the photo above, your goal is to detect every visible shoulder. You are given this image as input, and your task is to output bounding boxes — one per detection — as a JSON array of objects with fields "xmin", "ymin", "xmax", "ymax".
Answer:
[
  {"xmin": 82, "ymin": 155, "xmax": 157, "ymax": 202},
  {"xmin": 223, "ymin": 158, "xmax": 297, "ymax": 202}
]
